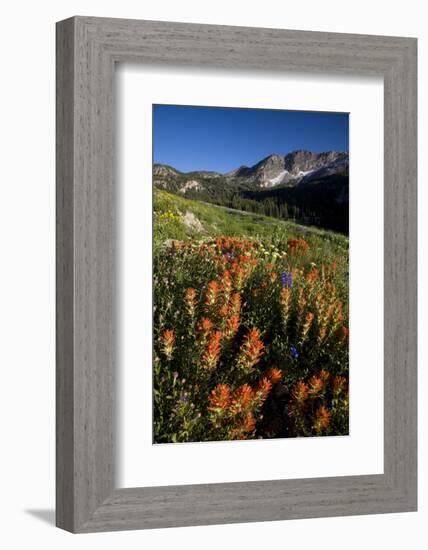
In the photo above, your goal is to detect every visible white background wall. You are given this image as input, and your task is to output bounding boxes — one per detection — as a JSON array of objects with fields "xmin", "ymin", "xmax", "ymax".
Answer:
[{"xmin": 0, "ymin": 1, "xmax": 425, "ymax": 548}]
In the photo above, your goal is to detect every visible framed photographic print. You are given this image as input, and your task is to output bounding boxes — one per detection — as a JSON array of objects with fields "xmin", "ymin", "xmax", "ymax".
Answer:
[{"xmin": 56, "ymin": 17, "xmax": 417, "ymax": 532}]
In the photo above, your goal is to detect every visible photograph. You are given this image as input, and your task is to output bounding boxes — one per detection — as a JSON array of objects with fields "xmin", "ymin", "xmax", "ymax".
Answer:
[{"xmin": 153, "ymin": 104, "xmax": 349, "ymax": 444}]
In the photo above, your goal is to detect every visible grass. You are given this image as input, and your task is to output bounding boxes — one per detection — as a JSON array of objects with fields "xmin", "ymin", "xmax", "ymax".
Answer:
[{"xmin": 155, "ymin": 189, "xmax": 348, "ymax": 241}]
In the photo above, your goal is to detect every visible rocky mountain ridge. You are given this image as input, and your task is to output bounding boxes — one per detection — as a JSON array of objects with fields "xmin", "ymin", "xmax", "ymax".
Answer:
[{"xmin": 154, "ymin": 150, "xmax": 349, "ymax": 193}]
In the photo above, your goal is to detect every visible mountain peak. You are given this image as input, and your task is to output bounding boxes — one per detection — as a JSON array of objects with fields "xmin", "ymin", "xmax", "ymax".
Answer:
[
  {"xmin": 264, "ymin": 153, "xmax": 283, "ymax": 161},
  {"xmin": 227, "ymin": 150, "xmax": 348, "ymax": 188}
]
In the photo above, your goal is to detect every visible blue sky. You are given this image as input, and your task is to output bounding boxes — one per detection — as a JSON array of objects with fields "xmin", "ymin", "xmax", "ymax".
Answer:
[{"xmin": 153, "ymin": 104, "xmax": 349, "ymax": 173}]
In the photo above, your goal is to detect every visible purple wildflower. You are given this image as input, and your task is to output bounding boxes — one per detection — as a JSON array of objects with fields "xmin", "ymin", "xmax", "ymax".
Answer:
[
  {"xmin": 282, "ymin": 271, "xmax": 293, "ymax": 288},
  {"xmin": 290, "ymin": 346, "xmax": 299, "ymax": 359}
]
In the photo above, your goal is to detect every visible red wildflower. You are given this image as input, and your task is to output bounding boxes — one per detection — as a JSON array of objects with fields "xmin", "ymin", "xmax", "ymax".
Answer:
[
  {"xmin": 198, "ymin": 317, "xmax": 213, "ymax": 335},
  {"xmin": 280, "ymin": 287, "xmax": 292, "ymax": 324},
  {"xmin": 269, "ymin": 271, "xmax": 278, "ymax": 283},
  {"xmin": 256, "ymin": 377, "xmax": 273, "ymax": 403},
  {"xmin": 229, "ymin": 411, "xmax": 256, "ymax": 440},
  {"xmin": 288, "ymin": 238, "xmax": 310, "ymax": 253},
  {"xmin": 224, "ymin": 314, "xmax": 240, "ymax": 339},
  {"xmin": 205, "ymin": 280, "xmax": 220, "ymax": 308},
  {"xmin": 288, "ymin": 380, "xmax": 309, "ymax": 421},
  {"xmin": 219, "ymin": 270, "xmax": 233, "ymax": 298},
  {"xmin": 308, "ymin": 370, "xmax": 330, "ymax": 397},
  {"xmin": 184, "ymin": 287, "xmax": 197, "ymax": 317},
  {"xmin": 230, "ymin": 263, "xmax": 247, "ymax": 290},
  {"xmin": 208, "ymin": 384, "xmax": 231, "ymax": 413},
  {"xmin": 160, "ymin": 329, "xmax": 175, "ymax": 360},
  {"xmin": 217, "ymin": 303, "xmax": 229, "ymax": 319},
  {"xmin": 333, "ymin": 375, "xmax": 348, "ymax": 397},
  {"xmin": 290, "ymin": 381, "xmax": 308, "ymax": 406},
  {"xmin": 314, "ymin": 405, "xmax": 331, "ymax": 434},
  {"xmin": 231, "ymin": 384, "xmax": 254, "ymax": 412},
  {"xmin": 236, "ymin": 328, "xmax": 265, "ymax": 372},
  {"xmin": 201, "ymin": 331, "xmax": 223, "ymax": 370},
  {"xmin": 244, "ymin": 412, "xmax": 256, "ymax": 433},
  {"xmin": 229, "ymin": 292, "xmax": 241, "ymax": 316},
  {"xmin": 301, "ymin": 311, "xmax": 314, "ymax": 340},
  {"xmin": 266, "ymin": 367, "xmax": 283, "ymax": 385},
  {"xmin": 306, "ymin": 267, "xmax": 319, "ymax": 282}
]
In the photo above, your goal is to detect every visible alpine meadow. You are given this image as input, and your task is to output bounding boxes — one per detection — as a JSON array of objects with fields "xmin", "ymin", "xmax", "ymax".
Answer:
[{"xmin": 153, "ymin": 105, "xmax": 349, "ymax": 444}]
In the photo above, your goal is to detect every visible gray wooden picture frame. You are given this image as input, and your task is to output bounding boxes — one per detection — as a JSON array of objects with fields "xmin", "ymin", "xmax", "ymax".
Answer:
[{"xmin": 56, "ymin": 16, "xmax": 417, "ymax": 533}]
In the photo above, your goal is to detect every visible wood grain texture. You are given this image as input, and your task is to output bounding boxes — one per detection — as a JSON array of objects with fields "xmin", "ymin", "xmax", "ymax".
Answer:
[
  {"xmin": 56, "ymin": 16, "xmax": 417, "ymax": 533},
  {"xmin": 56, "ymin": 18, "xmax": 75, "ymax": 532}
]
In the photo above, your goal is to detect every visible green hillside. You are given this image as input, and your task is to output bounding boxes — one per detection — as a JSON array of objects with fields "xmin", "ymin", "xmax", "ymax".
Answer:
[{"xmin": 154, "ymin": 189, "xmax": 348, "ymax": 266}]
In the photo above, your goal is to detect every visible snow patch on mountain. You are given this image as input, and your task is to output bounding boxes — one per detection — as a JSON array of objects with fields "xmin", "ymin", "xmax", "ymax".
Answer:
[
  {"xmin": 297, "ymin": 169, "xmax": 315, "ymax": 177},
  {"xmin": 263, "ymin": 168, "xmax": 316, "ymax": 188},
  {"xmin": 264, "ymin": 170, "xmax": 290, "ymax": 187}
]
